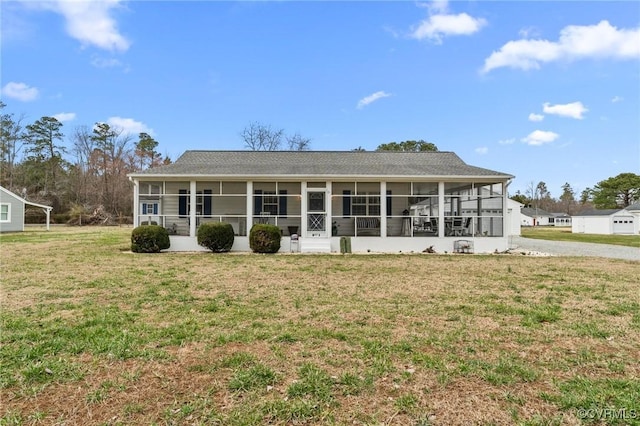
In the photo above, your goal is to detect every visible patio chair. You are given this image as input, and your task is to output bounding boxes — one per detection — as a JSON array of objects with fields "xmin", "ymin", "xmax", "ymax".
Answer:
[
  {"xmin": 429, "ymin": 217, "xmax": 438, "ymax": 234},
  {"xmin": 451, "ymin": 217, "xmax": 465, "ymax": 236}
]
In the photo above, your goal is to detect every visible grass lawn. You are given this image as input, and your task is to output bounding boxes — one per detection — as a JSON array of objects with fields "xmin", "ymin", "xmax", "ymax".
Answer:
[
  {"xmin": 1, "ymin": 226, "xmax": 639, "ymax": 426},
  {"xmin": 521, "ymin": 226, "xmax": 640, "ymax": 248}
]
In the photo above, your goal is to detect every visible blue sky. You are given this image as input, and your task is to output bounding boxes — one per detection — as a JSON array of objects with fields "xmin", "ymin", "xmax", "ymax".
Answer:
[{"xmin": 2, "ymin": 0, "xmax": 639, "ymax": 197}]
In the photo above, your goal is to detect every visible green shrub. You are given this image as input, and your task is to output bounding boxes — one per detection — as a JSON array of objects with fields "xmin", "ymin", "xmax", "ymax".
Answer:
[
  {"xmin": 197, "ymin": 222, "xmax": 235, "ymax": 252},
  {"xmin": 249, "ymin": 224, "xmax": 281, "ymax": 253},
  {"xmin": 131, "ymin": 225, "xmax": 170, "ymax": 253}
]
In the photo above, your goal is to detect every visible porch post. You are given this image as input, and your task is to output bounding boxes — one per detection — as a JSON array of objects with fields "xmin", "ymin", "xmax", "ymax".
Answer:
[
  {"xmin": 246, "ymin": 181, "xmax": 253, "ymax": 236},
  {"xmin": 300, "ymin": 181, "xmax": 307, "ymax": 237},
  {"xmin": 189, "ymin": 180, "xmax": 197, "ymax": 237},
  {"xmin": 327, "ymin": 181, "xmax": 332, "ymax": 237},
  {"xmin": 502, "ymin": 181, "xmax": 508, "ymax": 238},
  {"xmin": 132, "ymin": 178, "xmax": 139, "ymax": 227},
  {"xmin": 380, "ymin": 181, "xmax": 387, "ymax": 237},
  {"xmin": 438, "ymin": 181, "xmax": 445, "ymax": 238},
  {"xmin": 44, "ymin": 208, "xmax": 51, "ymax": 231}
]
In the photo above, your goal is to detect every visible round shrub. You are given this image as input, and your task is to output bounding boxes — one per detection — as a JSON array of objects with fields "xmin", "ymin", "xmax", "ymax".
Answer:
[
  {"xmin": 131, "ymin": 225, "xmax": 170, "ymax": 253},
  {"xmin": 249, "ymin": 224, "xmax": 281, "ymax": 253},
  {"xmin": 197, "ymin": 222, "xmax": 235, "ymax": 252}
]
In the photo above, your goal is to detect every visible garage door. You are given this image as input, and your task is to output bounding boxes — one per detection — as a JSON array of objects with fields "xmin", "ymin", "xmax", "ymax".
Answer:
[{"xmin": 612, "ymin": 216, "xmax": 634, "ymax": 234}]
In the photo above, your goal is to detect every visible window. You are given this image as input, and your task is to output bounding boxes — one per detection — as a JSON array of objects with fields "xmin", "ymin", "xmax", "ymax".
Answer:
[
  {"xmin": 0, "ymin": 203, "xmax": 9, "ymax": 222},
  {"xmin": 179, "ymin": 190, "xmax": 212, "ymax": 217},
  {"xmin": 142, "ymin": 203, "xmax": 158, "ymax": 215},
  {"xmin": 254, "ymin": 189, "xmax": 287, "ymax": 216},
  {"xmin": 352, "ymin": 193, "xmax": 380, "ymax": 216},
  {"xmin": 262, "ymin": 191, "xmax": 279, "ymax": 215}
]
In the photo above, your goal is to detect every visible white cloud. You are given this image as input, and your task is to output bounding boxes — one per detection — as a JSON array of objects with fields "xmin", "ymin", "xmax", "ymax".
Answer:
[
  {"xmin": 518, "ymin": 26, "xmax": 541, "ymax": 39},
  {"xmin": 53, "ymin": 112, "xmax": 76, "ymax": 122},
  {"xmin": 91, "ymin": 56, "xmax": 123, "ymax": 68},
  {"xmin": 107, "ymin": 117, "xmax": 154, "ymax": 136},
  {"xmin": 37, "ymin": 0, "xmax": 130, "ymax": 52},
  {"xmin": 498, "ymin": 138, "xmax": 516, "ymax": 145},
  {"xmin": 611, "ymin": 96, "xmax": 624, "ymax": 103},
  {"xmin": 426, "ymin": 0, "xmax": 449, "ymax": 15},
  {"xmin": 528, "ymin": 113, "xmax": 544, "ymax": 122},
  {"xmin": 411, "ymin": 13, "xmax": 487, "ymax": 43},
  {"xmin": 475, "ymin": 146, "xmax": 488, "ymax": 155},
  {"xmin": 357, "ymin": 91, "xmax": 392, "ymax": 109},
  {"xmin": 1, "ymin": 81, "xmax": 39, "ymax": 101},
  {"xmin": 482, "ymin": 20, "xmax": 640, "ymax": 73},
  {"xmin": 521, "ymin": 130, "xmax": 559, "ymax": 146},
  {"xmin": 543, "ymin": 101, "xmax": 588, "ymax": 119}
]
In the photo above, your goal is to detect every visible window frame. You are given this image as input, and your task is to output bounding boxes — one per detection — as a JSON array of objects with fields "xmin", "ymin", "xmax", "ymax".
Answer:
[
  {"xmin": 0, "ymin": 203, "xmax": 10, "ymax": 222},
  {"xmin": 351, "ymin": 192, "xmax": 380, "ymax": 216}
]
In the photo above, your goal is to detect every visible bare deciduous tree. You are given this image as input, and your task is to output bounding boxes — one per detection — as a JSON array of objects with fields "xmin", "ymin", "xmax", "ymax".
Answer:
[
  {"xmin": 285, "ymin": 132, "xmax": 311, "ymax": 151},
  {"xmin": 0, "ymin": 102, "xmax": 26, "ymax": 189},
  {"xmin": 240, "ymin": 121, "xmax": 284, "ymax": 151}
]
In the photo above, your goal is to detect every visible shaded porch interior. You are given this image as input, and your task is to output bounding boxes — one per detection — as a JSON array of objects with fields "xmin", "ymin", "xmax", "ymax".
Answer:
[{"xmin": 136, "ymin": 180, "xmax": 505, "ymax": 238}]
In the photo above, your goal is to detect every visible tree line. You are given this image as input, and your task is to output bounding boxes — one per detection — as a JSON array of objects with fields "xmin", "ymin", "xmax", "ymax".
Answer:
[
  {"xmin": 3, "ymin": 103, "xmax": 635, "ymax": 221},
  {"xmin": 1, "ymin": 102, "xmax": 166, "ymax": 220},
  {"xmin": 511, "ymin": 173, "xmax": 640, "ymax": 214}
]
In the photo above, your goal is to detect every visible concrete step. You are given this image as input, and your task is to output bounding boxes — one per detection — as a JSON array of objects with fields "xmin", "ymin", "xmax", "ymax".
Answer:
[{"xmin": 299, "ymin": 238, "xmax": 332, "ymax": 253}]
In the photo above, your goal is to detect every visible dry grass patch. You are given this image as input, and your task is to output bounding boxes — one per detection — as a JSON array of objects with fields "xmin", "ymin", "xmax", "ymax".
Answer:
[{"xmin": 1, "ymin": 227, "xmax": 639, "ymax": 425}]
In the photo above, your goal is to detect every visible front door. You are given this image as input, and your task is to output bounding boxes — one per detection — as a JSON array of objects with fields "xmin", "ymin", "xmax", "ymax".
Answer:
[{"xmin": 306, "ymin": 190, "xmax": 327, "ymax": 237}]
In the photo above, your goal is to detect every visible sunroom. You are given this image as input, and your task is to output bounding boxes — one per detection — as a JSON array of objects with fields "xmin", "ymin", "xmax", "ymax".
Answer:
[{"xmin": 129, "ymin": 151, "xmax": 514, "ymax": 253}]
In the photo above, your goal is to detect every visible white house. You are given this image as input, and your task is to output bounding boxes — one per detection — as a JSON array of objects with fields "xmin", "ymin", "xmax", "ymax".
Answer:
[
  {"xmin": 520, "ymin": 207, "xmax": 553, "ymax": 227},
  {"xmin": 0, "ymin": 186, "xmax": 52, "ymax": 233},
  {"xmin": 572, "ymin": 205, "xmax": 639, "ymax": 235},
  {"xmin": 549, "ymin": 212, "xmax": 572, "ymax": 227},
  {"xmin": 128, "ymin": 151, "xmax": 515, "ymax": 253}
]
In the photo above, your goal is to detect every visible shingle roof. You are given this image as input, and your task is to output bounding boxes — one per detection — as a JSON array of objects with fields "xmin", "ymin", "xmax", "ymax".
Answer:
[
  {"xmin": 574, "ymin": 209, "xmax": 622, "ymax": 216},
  {"xmin": 521, "ymin": 207, "xmax": 553, "ymax": 217},
  {"xmin": 129, "ymin": 150, "xmax": 513, "ymax": 179},
  {"xmin": 625, "ymin": 202, "xmax": 640, "ymax": 211}
]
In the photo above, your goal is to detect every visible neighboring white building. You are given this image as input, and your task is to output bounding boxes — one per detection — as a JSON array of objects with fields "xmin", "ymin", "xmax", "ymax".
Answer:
[
  {"xmin": 549, "ymin": 212, "xmax": 572, "ymax": 227},
  {"xmin": 0, "ymin": 186, "xmax": 52, "ymax": 233},
  {"xmin": 572, "ymin": 205, "xmax": 639, "ymax": 235},
  {"xmin": 520, "ymin": 207, "xmax": 553, "ymax": 227},
  {"xmin": 128, "ymin": 151, "xmax": 515, "ymax": 253}
]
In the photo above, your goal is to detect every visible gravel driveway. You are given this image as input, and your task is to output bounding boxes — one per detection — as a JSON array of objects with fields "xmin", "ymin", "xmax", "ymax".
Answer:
[{"xmin": 509, "ymin": 236, "xmax": 640, "ymax": 261}]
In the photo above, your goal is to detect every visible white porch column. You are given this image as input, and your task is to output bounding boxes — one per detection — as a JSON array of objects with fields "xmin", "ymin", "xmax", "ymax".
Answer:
[
  {"xmin": 300, "ymin": 181, "xmax": 308, "ymax": 236},
  {"xmin": 502, "ymin": 181, "xmax": 508, "ymax": 237},
  {"xmin": 380, "ymin": 181, "xmax": 387, "ymax": 237},
  {"xmin": 189, "ymin": 180, "xmax": 197, "ymax": 237},
  {"xmin": 44, "ymin": 208, "xmax": 51, "ymax": 231},
  {"xmin": 438, "ymin": 181, "xmax": 445, "ymax": 238},
  {"xmin": 132, "ymin": 178, "xmax": 139, "ymax": 227},
  {"xmin": 246, "ymin": 181, "xmax": 253, "ymax": 236},
  {"xmin": 326, "ymin": 181, "xmax": 333, "ymax": 237}
]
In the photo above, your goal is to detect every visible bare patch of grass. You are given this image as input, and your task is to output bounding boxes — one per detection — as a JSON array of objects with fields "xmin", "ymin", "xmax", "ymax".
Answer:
[{"xmin": 1, "ymin": 227, "xmax": 639, "ymax": 425}]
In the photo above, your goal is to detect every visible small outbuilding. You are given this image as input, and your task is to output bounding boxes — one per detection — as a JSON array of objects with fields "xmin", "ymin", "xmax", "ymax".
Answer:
[
  {"xmin": 549, "ymin": 212, "xmax": 572, "ymax": 227},
  {"xmin": 572, "ymin": 206, "xmax": 639, "ymax": 235},
  {"xmin": 520, "ymin": 207, "xmax": 553, "ymax": 227},
  {"xmin": 0, "ymin": 186, "xmax": 52, "ymax": 233}
]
